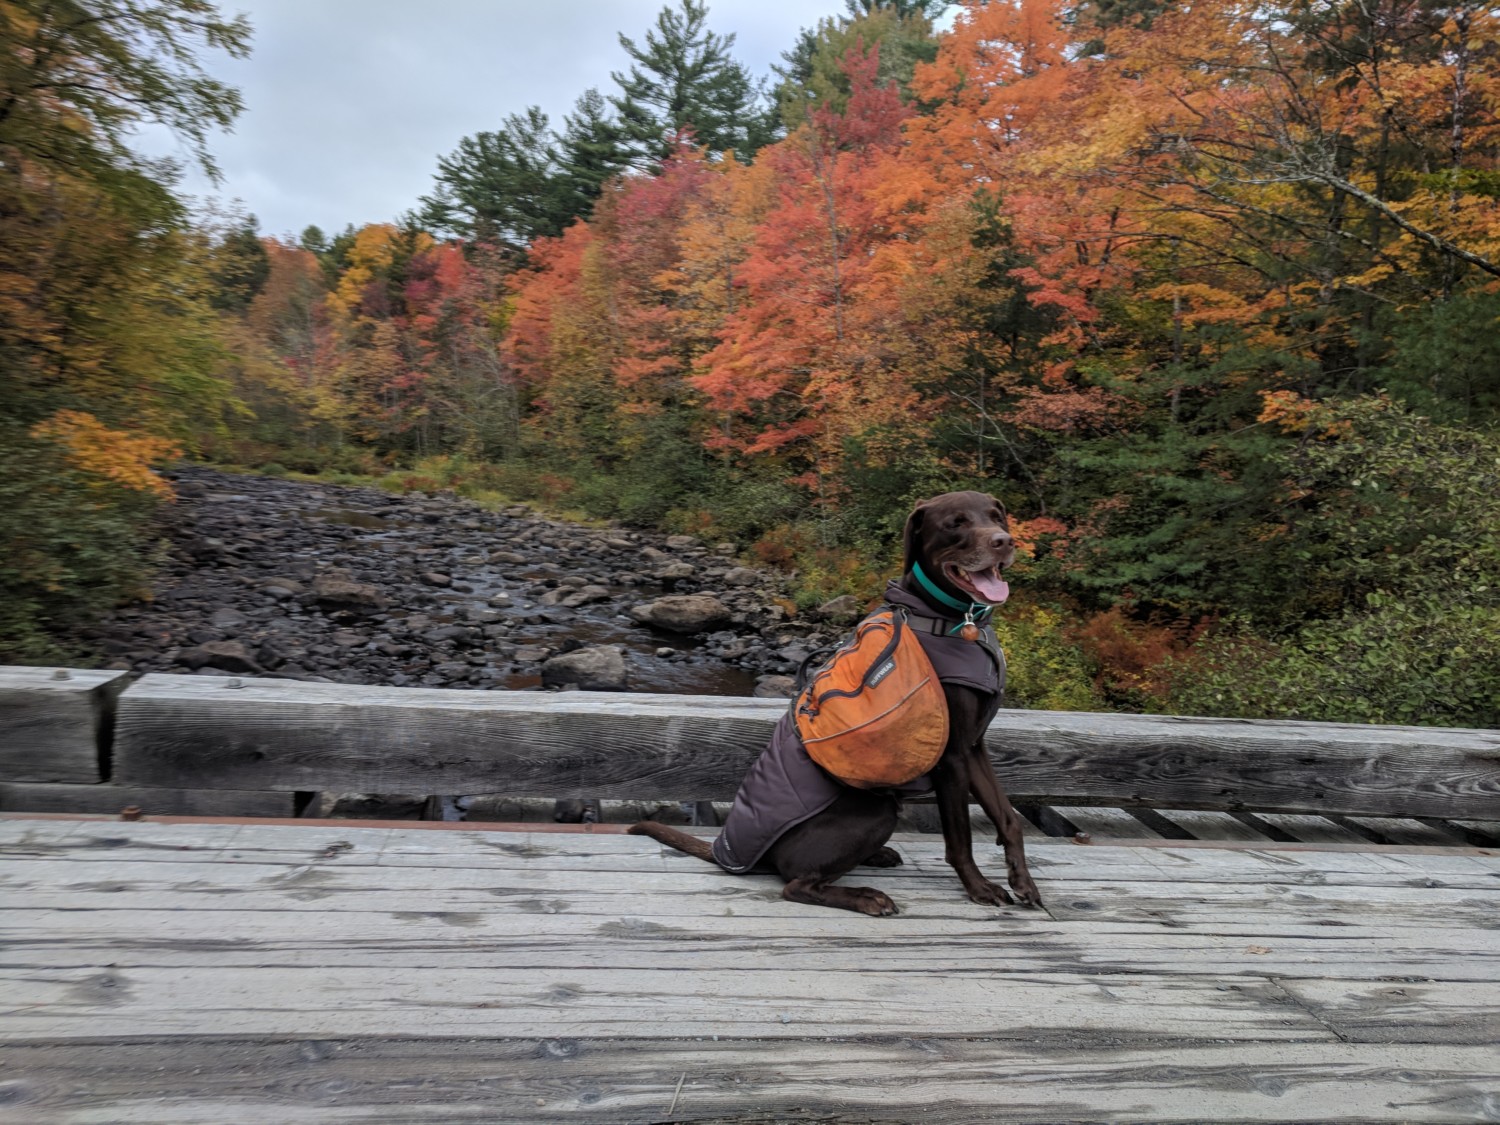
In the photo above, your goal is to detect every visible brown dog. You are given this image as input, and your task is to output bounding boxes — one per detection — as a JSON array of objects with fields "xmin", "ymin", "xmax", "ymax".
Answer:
[{"xmin": 630, "ymin": 491, "xmax": 1041, "ymax": 915}]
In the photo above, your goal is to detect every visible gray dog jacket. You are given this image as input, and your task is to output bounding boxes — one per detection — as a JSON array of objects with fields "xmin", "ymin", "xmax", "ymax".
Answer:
[{"xmin": 710, "ymin": 582, "xmax": 1007, "ymax": 874}]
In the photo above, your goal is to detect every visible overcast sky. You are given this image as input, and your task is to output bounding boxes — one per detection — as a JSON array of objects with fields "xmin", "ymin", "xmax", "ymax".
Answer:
[{"xmin": 137, "ymin": 0, "xmax": 857, "ymax": 238}]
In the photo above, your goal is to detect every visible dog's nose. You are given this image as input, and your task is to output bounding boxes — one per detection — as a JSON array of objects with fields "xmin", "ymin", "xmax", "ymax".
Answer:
[{"xmin": 989, "ymin": 531, "xmax": 1013, "ymax": 551}]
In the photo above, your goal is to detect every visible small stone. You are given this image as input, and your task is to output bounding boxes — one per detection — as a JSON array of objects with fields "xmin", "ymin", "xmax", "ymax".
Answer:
[
  {"xmin": 423, "ymin": 625, "xmax": 477, "ymax": 646},
  {"xmin": 209, "ymin": 607, "xmax": 248, "ymax": 629},
  {"xmin": 178, "ymin": 640, "xmax": 260, "ymax": 674},
  {"xmin": 722, "ymin": 567, "xmax": 760, "ymax": 587},
  {"xmin": 665, "ymin": 534, "xmax": 700, "ymax": 550},
  {"xmin": 421, "ymin": 572, "xmax": 452, "ymax": 588}
]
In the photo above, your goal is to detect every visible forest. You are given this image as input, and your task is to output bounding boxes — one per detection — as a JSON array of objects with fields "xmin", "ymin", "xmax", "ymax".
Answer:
[{"xmin": 2, "ymin": 0, "xmax": 1497, "ymax": 727}]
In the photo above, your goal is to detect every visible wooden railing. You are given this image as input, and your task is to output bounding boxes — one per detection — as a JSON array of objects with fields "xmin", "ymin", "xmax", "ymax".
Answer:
[{"xmin": 3, "ymin": 666, "xmax": 1499, "ymax": 821}]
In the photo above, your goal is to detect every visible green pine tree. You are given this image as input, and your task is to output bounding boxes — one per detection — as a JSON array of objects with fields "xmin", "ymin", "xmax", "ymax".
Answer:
[
  {"xmin": 421, "ymin": 92, "xmax": 630, "ymax": 250},
  {"xmin": 611, "ymin": 0, "xmax": 771, "ymax": 165},
  {"xmin": 555, "ymin": 88, "xmax": 632, "ymax": 218}
]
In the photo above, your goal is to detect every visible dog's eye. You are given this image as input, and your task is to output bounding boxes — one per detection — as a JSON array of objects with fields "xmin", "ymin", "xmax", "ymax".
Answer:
[{"xmin": 950, "ymin": 515, "xmax": 968, "ymax": 527}]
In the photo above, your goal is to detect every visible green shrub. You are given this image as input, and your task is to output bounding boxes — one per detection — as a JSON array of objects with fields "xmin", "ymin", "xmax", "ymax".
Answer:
[
  {"xmin": 991, "ymin": 603, "xmax": 1103, "ymax": 712},
  {"xmin": 0, "ymin": 430, "xmax": 163, "ymax": 662},
  {"xmin": 1168, "ymin": 598, "xmax": 1500, "ymax": 728}
]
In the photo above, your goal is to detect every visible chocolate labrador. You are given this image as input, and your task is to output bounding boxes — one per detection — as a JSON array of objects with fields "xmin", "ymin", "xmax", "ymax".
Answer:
[{"xmin": 629, "ymin": 491, "xmax": 1042, "ymax": 915}]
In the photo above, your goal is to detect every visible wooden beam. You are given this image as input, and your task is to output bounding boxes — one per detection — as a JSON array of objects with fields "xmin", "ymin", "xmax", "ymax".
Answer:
[
  {"xmin": 0, "ymin": 666, "xmax": 128, "ymax": 783},
  {"xmin": 112, "ymin": 674, "xmax": 1500, "ymax": 819},
  {"xmin": 0, "ymin": 782, "xmax": 293, "ymax": 818}
]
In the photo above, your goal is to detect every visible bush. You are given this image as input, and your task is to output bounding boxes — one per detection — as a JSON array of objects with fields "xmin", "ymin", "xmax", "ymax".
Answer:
[
  {"xmin": 1167, "ymin": 598, "xmax": 1500, "ymax": 728},
  {"xmin": 992, "ymin": 603, "xmax": 1103, "ymax": 712},
  {"xmin": 0, "ymin": 430, "xmax": 164, "ymax": 662}
]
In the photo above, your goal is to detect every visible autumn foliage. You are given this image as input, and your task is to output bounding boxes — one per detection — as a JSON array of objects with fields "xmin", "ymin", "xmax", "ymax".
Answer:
[{"xmin": 11, "ymin": 0, "xmax": 1498, "ymax": 722}]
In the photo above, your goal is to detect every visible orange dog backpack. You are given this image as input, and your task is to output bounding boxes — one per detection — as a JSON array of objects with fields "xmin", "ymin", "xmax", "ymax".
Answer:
[{"xmin": 792, "ymin": 605, "xmax": 949, "ymax": 788}]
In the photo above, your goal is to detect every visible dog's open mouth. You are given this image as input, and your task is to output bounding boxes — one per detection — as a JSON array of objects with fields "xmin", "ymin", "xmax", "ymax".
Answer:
[{"xmin": 943, "ymin": 562, "xmax": 1010, "ymax": 605}]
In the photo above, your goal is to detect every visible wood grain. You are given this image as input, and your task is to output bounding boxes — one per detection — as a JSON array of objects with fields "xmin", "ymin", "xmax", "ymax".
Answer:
[
  {"xmin": 3, "ymin": 1037, "xmax": 1495, "ymax": 1124},
  {"xmin": 112, "ymin": 674, "xmax": 1500, "ymax": 818},
  {"xmin": 0, "ymin": 782, "xmax": 293, "ymax": 817},
  {"xmin": 0, "ymin": 666, "xmax": 128, "ymax": 784},
  {"xmin": 1, "ymin": 817, "xmax": 1496, "ymax": 1123}
]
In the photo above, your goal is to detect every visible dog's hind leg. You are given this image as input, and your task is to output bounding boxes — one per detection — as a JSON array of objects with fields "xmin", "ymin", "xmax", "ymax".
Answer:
[
  {"xmin": 782, "ymin": 876, "xmax": 898, "ymax": 916},
  {"xmin": 765, "ymin": 790, "xmax": 901, "ymax": 913}
]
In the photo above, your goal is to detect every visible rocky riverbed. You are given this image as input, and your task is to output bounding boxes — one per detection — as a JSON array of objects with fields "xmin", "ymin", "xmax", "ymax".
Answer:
[{"xmin": 79, "ymin": 466, "xmax": 861, "ymax": 699}]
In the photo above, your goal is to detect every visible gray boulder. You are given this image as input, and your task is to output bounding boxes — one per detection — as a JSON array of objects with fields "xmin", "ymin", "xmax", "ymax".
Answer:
[
  {"xmin": 816, "ymin": 595, "xmax": 863, "ymax": 624},
  {"xmin": 753, "ymin": 674, "xmax": 798, "ymax": 699},
  {"xmin": 542, "ymin": 645, "xmax": 629, "ymax": 691},
  {"xmin": 561, "ymin": 584, "xmax": 612, "ymax": 608},
  {"xmin": 310, "ymin": 575, "xmax": 386, "ymax": 612},
  {"xmin": 630, "ymin": 594, "xmax": 732, "ymax": 634}
]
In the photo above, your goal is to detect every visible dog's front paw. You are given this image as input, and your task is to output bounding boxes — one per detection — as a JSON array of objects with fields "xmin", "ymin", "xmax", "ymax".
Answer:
[
  {"xmin": 1010, "ymin": 877, "xmax": 1043, "ymax": 909},
  {"xmin": 963, "ymin": 876, "xmax": 1014, "ymax": 907}
]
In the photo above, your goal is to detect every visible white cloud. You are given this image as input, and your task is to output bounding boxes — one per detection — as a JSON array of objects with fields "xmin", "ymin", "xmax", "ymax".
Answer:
[{"xmin": 136, "ymin": 0, "xmax": 851, "ymax": 237}]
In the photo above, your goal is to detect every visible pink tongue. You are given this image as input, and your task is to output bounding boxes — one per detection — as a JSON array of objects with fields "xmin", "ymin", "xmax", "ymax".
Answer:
[{"xmin": 970, "ymin": 570, "xmax": 1010, "ymax": 604}]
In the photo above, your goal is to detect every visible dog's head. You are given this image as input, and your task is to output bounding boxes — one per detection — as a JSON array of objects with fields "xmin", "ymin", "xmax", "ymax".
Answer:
[{"xmin": 902, "ymin": 491, "xmax": 1014, "ymax": 606}]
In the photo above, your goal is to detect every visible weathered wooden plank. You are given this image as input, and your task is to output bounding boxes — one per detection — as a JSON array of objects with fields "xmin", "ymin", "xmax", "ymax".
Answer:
[
  {"xmin": 7, "ymin": 821, "xmax": 1496, "ymax": 887},
  {"xmin": 112, "ymin": 674, "xmax": 1500, "ymax": 818},
  {"xmin": 0, "ymin": 666, "xmax": 128, "ymax": 783},
  {"xmin": 1239, "ymin": 812, "xmax": 1370, "ymax": 844},
  {"xmin": 1332, "ymin": 815, "xmax": 1472, "ymax": 848},
  {"xmin": 3, "ymin": 1037, "xmax": 1494, "ymax": 1125},
  {"xmin": 12, "ymin": 853, "xmax": 1498, "ymax": 907},
  {"xmin": 1153, "ymin": 808, "xmax": 1275, "ymax": 842},
  {"xmin": 13, "ymin": 842, "xmax": 1498, "ymax": 888},
  {"xmin": 0, "ymin": 964, "xmax": 1341, "ymax": 1041},
  {"xmin": 1054, "ymin": 805, "xmax": 1159, "ymax": 838},
  {"xmin": 0, "ymin": 782, "xmax": 293, "ymax": 817},
  {"xmin": 7, "ymin": 909, "xmax": 1497, "ymax": 981},
  {"xmin": 1282, "ymin": 979, "xmax": 1500, "ymax": 1045},
  {"xmin": 6, "ymin": 863, "xmax": 1494, "ymax": 933}
]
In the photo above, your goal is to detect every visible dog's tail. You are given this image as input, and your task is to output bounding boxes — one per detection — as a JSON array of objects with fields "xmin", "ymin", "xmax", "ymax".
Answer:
[{"xmin": 627, "ymin": 820, "xmax": 717, "ymax": 863}]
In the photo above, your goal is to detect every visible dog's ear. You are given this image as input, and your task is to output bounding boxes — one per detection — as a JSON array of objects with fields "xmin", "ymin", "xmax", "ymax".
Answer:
[
  {"xmin": 989, "ymin": 493, "xmax": 1009, "ymax": 526},
  {"xmin": 901, "ymin": 503, "xmax": 928, "ymax": 574}
]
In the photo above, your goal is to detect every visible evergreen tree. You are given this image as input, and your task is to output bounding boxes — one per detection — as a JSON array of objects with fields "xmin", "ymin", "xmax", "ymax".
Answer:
[
  {"xmin": 773, "ymin": 4, "xmax": 940, "ymax": 130},
  {"xmin": 555, "ymin": 88, "xmax": 632, "ymax": 218},
  {"xmin": 208, "ymin": 214, "xmax": 270, "ymax": 313},
  {"xmin": 843, "ymin": 0, "xmax": 949, "ymax": 17},
  {"xmin": 611, "ymin": 0, "xmax": 772, "ymax": 165},
  {"xmin": 421, "ymin": 92, "xmax": 629, "ymax": 251},
  {"xmin": 421, "ymin": 107, "xmax": 564, "ymax": 248}
]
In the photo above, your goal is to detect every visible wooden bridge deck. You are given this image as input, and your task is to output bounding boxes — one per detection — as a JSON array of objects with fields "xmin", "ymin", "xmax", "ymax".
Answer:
[{"xmin": 1, "ymin": 816, "xmax": 1497, "ymax": 1123}]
